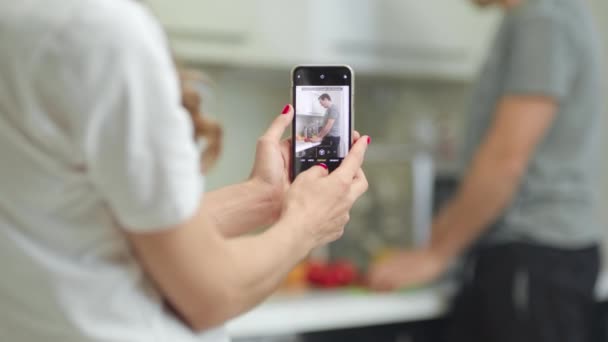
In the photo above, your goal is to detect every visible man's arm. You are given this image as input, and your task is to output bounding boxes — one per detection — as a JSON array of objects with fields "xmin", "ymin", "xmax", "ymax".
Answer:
[
  {"xmin": 368, "ymin": 95, "xmax": 558, "ymax": 291},
  {"xmin": 430, "ymin": 95, "xmax": 557, "ymax": 261},
  {"xmin": 316, "ymin": 119, "xmax": 335, "ymax": 139}
]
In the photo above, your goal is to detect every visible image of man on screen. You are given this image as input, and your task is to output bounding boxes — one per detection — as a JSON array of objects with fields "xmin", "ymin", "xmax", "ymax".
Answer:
[{"xmin": 311, "ymin": 93, "xmax": 341, "ymax": 156}]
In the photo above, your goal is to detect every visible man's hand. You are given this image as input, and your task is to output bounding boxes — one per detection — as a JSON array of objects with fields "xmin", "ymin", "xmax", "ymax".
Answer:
[
  {"xmin": 310, "ymin": 136, "xmax": 322, "ymax": 143},
  {"xmin": 281, "ymin": 134, "xmax": 370, "ymax": 247},
  {"xmin": 367, "ymin": 248, "xmax": 448, "ymax": 292}
]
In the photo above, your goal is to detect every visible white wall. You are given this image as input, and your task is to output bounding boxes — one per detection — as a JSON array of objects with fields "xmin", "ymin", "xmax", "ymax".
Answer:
[{"xmin": 197, "ymin": 68, "xmax": 288, "ymax": 191}]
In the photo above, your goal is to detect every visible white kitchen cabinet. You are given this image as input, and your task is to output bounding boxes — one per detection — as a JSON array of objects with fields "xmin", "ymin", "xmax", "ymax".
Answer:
[
  {"xmin": 143, "ymin": 0, "xmax": 256, "ymax": 64},
  {"xmin": 307, "ymin": 0, "xmax": 501, "ymax": 79},
  {"xmin": 144, "ymin": 0, "xmax": 500, "ymax": 80},
  {"xmin": 295, "ymin": 88, "xmax": 329, "ymax": 116}
]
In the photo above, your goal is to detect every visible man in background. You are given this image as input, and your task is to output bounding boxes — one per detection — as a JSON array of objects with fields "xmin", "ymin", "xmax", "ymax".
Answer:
[
  {"xmin": 313, "ymin": 94, "xmax": 342, "ymax": 157},
  {"xmin": 369, "ymin": 0, "xmax": 604, "ymax": 341}
]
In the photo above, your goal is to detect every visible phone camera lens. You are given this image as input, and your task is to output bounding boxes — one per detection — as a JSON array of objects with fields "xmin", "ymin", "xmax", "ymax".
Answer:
[{"xmin": 320, "ymin": 74, "xmax": 325, "ymax": 79}]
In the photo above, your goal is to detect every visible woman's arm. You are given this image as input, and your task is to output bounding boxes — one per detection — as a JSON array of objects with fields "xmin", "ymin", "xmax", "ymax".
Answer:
[
  {"xmin": 127, "ymin": 137, "xmax": 370, "ymax": 331},
  {"xmin": 201, "ymin": 179, "xmax": 281, "ymax": 238}
]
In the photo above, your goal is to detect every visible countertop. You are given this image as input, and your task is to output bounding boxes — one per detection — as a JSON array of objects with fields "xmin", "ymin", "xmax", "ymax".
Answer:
[
  {"xmin": 295, "ymin": 141, "xmax": 320, "ymax": 153},
  {"xmin": 226, "ymin": 286, "xmax": 450, "ymax": 339},
  {"xmin": 226, "ymin": 271, "xmax": 608, "ymax": 339}
]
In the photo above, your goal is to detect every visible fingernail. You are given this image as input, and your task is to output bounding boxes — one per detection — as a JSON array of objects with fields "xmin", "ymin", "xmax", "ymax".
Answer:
[
  {"xmin": 367, "ymin": 136, "xmax": 372, "ymax": 144},
  {"xmin": 281, "ymin": 104, "xmax": 291, "ymax": 114},
  {"xmin": 318, "ymin": 163, "xmax": 328, "ymax": 170}
]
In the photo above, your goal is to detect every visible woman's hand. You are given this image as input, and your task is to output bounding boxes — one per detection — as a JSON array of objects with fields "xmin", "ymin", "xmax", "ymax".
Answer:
[
  {"xmin": 250, "ymin": 104, "xmax": 364, "ymax": 225},
  {"xmin": 280, "ymin": 136, "xmax": 370, "ymax": 248},
  {"xmin": 249, "ymin": 105, "xmax": 294, "ymax": 196},
  {"xmin": 367, "ymin": 248, "xmax": 449, "ymax": 292}
]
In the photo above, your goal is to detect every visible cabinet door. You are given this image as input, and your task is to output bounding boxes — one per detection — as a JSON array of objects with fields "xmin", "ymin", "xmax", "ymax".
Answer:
[
  {"xmin": 144, "ymin": 0, "xmax": 255, "ymax": 63},
  {"xmin": 244, "ymin": 0, "xmax": 315, "ymax": 65},
  {"xmin": 145, "ymin": 0, "xmax": 252, "ymax": 37},
  {"xmin": 310, "ymin": 0, "xmax": 500, "ymax": 79}
]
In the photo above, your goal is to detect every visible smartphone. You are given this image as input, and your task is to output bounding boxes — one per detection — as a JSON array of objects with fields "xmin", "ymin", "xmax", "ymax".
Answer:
[{"xmin": 291, "ymin": 65, "xmax": 354, "ymax": 180}]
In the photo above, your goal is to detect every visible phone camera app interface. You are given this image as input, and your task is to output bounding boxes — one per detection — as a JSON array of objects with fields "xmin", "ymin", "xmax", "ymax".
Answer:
[{"xmin": 294, "ymin": 85, "xmax": 350, "ymax": 174}]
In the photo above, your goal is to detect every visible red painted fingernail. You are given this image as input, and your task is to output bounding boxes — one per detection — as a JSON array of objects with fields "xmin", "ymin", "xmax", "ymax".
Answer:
[
  {"xmin": 281, "ymin": 104, "xmax": 291, "ymax": 114},
  {"xmin": 367, "ymin": 136, "xmax": 372, "ymax": 144},
  {"xmin": 318, "ymin": 163, "xmax": 328, "ymax": 170}
]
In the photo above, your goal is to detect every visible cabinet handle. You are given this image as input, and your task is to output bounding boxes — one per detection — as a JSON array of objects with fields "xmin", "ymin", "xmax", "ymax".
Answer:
[
  {"xmin": 335, "ymin": 41, "xmax": 469, "ymax": 62},
  {"xmin": 167, "ymin": 28, "xmax": 247, "ymax": 46}
]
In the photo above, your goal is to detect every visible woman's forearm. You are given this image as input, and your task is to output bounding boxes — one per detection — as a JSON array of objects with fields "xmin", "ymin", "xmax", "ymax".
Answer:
[
  {"xmin": 219, "ymin": 218, "xmax": 312, "ymax": 317},
  {"xmin": 202, "ymin": 180, "xmax": 282, "ymax": 238},
  {"xmin": 128, "ymin": 204, "xmax": 313, "ymax": 332}
]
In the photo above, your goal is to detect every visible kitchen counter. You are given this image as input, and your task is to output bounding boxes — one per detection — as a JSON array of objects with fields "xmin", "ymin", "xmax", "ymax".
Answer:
[
  {"xmin": 226, "ymin": 286, "xmax": 450, "ymax": 339},
  {"xmin": 295, "ymin": 141, "xmax": 321, "ymax": 154},
  {"xmin": 227, "ymin": 271, "xmax": 608, "ymax": 339}
]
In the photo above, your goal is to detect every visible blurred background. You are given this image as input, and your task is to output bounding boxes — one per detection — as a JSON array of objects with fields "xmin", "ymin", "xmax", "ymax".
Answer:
[{"xmin": 144, "ymin": 1, "xmax": 608, "ymax": 341}]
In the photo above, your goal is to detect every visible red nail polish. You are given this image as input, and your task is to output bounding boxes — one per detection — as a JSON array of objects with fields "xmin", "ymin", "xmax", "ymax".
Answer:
[
  {"xmin": 319, "ymin": 163, "xmax": 328, "ymax": 170},
  {"xmin": 367, "ymin": 137, "xmax": 372, "ymax": 144},
  {"xmin": 281, "ymin": 104, "xmax": 291, "ymax": 114}
]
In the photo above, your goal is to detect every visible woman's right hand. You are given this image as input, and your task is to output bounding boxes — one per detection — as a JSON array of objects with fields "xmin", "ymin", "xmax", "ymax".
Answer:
[{"xmin": 280, "ymin": 136, "xmax": 370, "ymax": 249}]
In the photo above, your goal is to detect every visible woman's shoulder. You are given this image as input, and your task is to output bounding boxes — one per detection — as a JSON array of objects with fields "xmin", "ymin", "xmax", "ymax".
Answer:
[{"xmin": 68, "ymin": 0, "xmax": 167, "ymax": 54}]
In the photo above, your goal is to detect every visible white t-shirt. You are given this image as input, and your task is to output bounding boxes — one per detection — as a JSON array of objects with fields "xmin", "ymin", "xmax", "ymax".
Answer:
[{"xmin": 0, "ymin": 0, "xmax": 228, "ymax": 341}]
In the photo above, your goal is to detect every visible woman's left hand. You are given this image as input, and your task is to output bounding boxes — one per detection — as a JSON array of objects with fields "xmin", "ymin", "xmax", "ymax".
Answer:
[
  {"xmin": 250, "ymin": 105, "xmax": 294, "ymax": 196},
  {"xmin": 367, "ymin": 248, "xmax": 448, "ymax": 292},
  {"xmin": 250, "ymin": 104, "xmax": 363, "ymax": 212}
]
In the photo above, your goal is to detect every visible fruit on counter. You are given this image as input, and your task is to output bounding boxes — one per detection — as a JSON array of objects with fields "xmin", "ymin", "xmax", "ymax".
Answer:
[
  {"xmin": 296, "ymin": 135, "xmax": 305, "ymax": 142},
  {"xmin": 306, "ymin": 261, "xmax": 327, "ymax": 286},
  {"xmin": 372, "ymin": 248, "xmax": 401, "ymax": 264},
  {"xmin": 331, "ymin": 260, "xmax": 357, "ymax": 286},
  {"xmin": 306, "ymin": 260, "xmax": 359, "ymax": 288},
  {"xmin": 280, "ymin": 261, "xmax": 309, "ymax": 291}
]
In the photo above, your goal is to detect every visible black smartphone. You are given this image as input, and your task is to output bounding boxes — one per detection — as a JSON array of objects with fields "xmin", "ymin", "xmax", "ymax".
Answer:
[{"xmin": 291, "ymin": 65, "xmax": 354, "ymax": 180}]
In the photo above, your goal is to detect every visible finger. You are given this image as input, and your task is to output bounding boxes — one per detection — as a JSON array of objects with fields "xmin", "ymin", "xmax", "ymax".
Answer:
[
  {"xmin": 335, "ymin": 213, "xmax": 350, "ymax": 228},
  {"xmin": 353, "ymin": 130, "xmax": 361, "ymax": 141},
  {"xmin": 349, "ymin": 168, "xmax": 369, "ymax": 200},
  {"xmin": 327, "ymin": 225, "xmax": 346, "ymax": 243},
  {"xmin": 333, "ymin": 135, "xmax": 370, "ymax": 180},
  {"xmin": 262, "ymin": 104, "xmax": 294, "ymax": 141},
  {"xmin": 280, "ymin": 138, "xmax": 292, "ymax": 165},
  {"xmin": 280, "ymin": 138, "xmax": 292, "ymax": 156},
  {"xmin": 299, "ymin": 163, "xmax": 329, "ymax": 180}
]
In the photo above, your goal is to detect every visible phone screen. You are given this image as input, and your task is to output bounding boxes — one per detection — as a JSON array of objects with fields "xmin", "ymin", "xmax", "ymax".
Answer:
[{"xmin": 292, "ymin": 66, "xmax": 353, "ymax": 179}]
